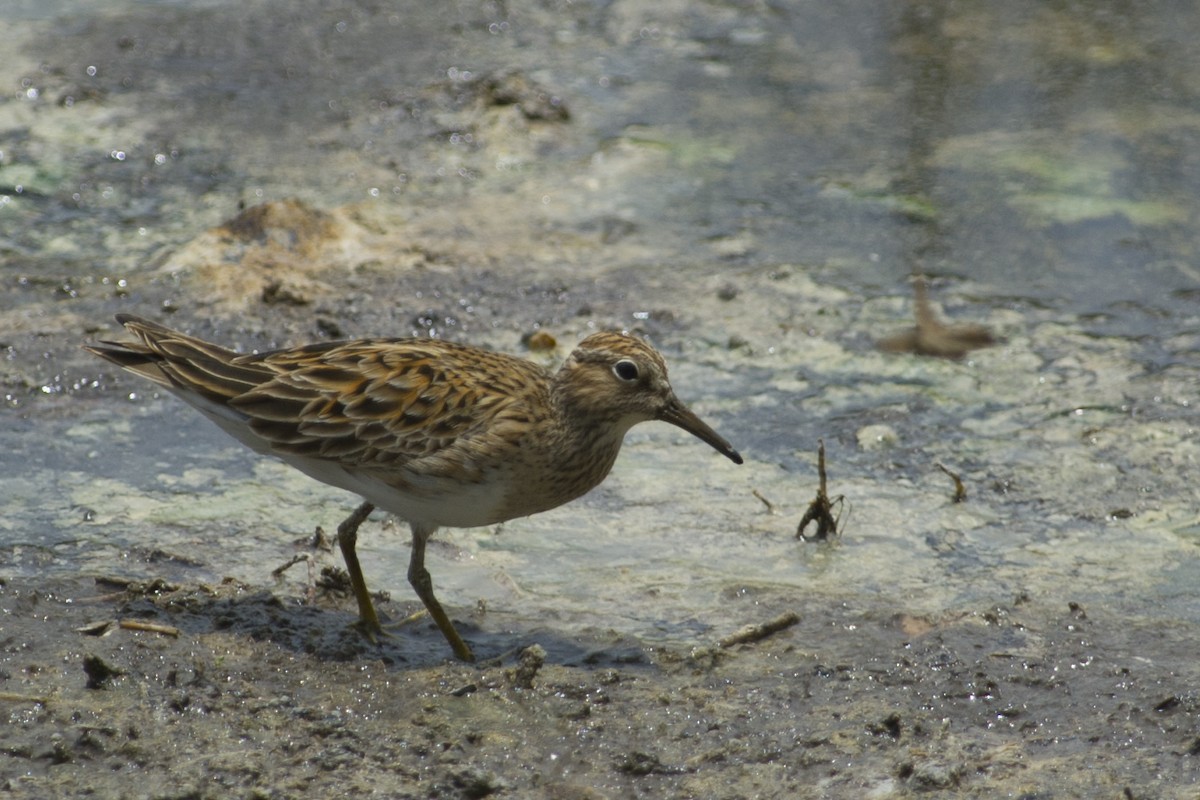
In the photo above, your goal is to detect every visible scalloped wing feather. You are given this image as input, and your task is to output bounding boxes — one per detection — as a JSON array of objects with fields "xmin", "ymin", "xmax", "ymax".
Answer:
[{"xmin": 229, "ymin": 340, "xmax": 550, "ymax": 469}]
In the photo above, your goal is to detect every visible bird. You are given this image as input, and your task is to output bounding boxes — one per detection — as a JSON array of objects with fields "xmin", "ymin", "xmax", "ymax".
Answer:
[{"xmin": 85, "ymin": 313, "xmax": 744, "ymax": 661}]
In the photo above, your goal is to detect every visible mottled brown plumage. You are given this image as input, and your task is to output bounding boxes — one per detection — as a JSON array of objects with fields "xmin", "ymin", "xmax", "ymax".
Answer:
[{"xmin": 86, "ymin": 313, "xmax": 742, "ymax": 661}]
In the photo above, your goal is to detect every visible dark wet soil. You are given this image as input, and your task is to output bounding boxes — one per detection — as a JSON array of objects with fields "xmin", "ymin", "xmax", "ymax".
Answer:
[{"xmin": 3, "ymin": 573, "xmax": 1197, "ymax": 798}]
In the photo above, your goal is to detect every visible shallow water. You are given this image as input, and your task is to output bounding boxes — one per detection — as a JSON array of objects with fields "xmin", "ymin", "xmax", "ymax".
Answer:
[{"xmin": 2, "ymin": 1, "xmax": 1199, "ymax": 796}]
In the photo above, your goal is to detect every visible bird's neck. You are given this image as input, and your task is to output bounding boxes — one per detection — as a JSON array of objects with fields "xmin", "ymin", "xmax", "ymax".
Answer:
[{"xmin": 549, "ymin": 374, "xmax": 634, "ymax": 485}]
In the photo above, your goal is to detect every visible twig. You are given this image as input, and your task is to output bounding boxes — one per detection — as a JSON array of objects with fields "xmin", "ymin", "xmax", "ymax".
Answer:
[
  {"xmin": 751, "ymin": 489, "xmax": 777, "ymax": 514},
  {"xmin": 877, "ymin": 274, "xmax": 996, "ymax": 358},
  {"xmin": 271, "ymin": 552, "xmax": 311, "ymax": 578},
  {"xmin": 0, "ymin": 691, "xmax": 50, "ymax": 704},
  {"xmin": 718, "ymin": 611, "xmax": 801, "ymax": 648},
  {"xmin": 118, "ymin": 619, "xmax": 181, "ymax": 637},
  {"xmin": 797, "ymin": 439, "xmax": 845, "ymax": 540},
  {"xmin": 936, "ymin": 462, "xmax": 967, "ymax": 503}
]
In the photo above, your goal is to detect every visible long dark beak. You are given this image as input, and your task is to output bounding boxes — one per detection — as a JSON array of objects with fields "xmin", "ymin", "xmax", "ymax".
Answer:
[{"xmin": 659, "ymin": 398, "xmax": 743, "ymax": 464}]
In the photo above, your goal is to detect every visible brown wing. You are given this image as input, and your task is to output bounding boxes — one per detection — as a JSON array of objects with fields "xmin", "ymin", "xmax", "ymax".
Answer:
[
  {"xmin": 231, "ymin": 339, "xmax": 544, "ymax": 467},
  {"xmin": 87, "ymin": 314, "xmax": 547, "ymax": 471},
  {"xmin": 85, "ymin": 313, "xmax": 276, "ymax": 402}
]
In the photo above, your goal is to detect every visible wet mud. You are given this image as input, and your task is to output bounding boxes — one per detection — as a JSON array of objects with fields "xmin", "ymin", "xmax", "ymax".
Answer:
[{"xmin": 4, "ymin": 573, "xmax": 1197, "ymax": 798}]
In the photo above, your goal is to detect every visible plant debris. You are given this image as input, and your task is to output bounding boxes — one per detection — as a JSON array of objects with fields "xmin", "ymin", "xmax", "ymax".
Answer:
[
  {"xmin": 751, "ymin": 488, "xmax": 777, "ymax": 513},
  {"xmin": 937, "ymin": 462, "xmax": 968, "ymax": 503},
  {"xmin": 878, "ymin": 276, "xmax": 995, "ymax": 358},
  {"xmin": 119, "ymin": 619, "xmax": 181, "ymax": 638},
  {"xmin": 797, "ymin": 439, "xmax": 845, "ymax": 541},
  {"xmin": 507, "ymin": 644, "xmax": 547, "ymax": 690},
  {"xmin": 717, "ymin": 611, "xmax": 801, "ymax": 649}
]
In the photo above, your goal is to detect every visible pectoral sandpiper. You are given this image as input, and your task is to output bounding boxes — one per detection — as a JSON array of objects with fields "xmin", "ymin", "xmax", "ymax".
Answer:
[{"xmin": 86, "ymin": 314, "xmax": 743, "ymax": 661}]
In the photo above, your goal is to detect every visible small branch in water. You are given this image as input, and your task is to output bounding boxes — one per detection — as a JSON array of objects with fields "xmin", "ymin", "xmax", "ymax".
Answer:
[
  {"xmin": 271, "ymin": 552, "xmax": 311, "ymax": 578},
  {"xmin": 718, "ymin": 611, "xmax": 801, "ymax": 648},
  {"xmin": 119, "ymin": 619, "xmax": 181, "ymax": 638},
  {"xmin": 0, "ymin": 691, "xmax": 50, "ymax": 704},
  {"xmin": 878, "ymin": 275, "xmax": 996, "ymax": 359},
  {"xmin": 751, "ymin": 488, "xmax": 778, "ymax": 514},
  {"xmin": 936, "ymin": 462, "xmax": 967, "ymax": 503},
  {"xmin": 797, "ymin": 439, "xmax": 845, "ymax": 541}
]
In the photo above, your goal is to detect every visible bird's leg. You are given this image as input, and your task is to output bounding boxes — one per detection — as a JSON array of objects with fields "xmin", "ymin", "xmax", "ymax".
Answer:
[
  {"xmin": 409, "ymin": 525, "xmax": 475, "ymax": 662},
  {"xmin": 336, "ymin": 501, "xmax": 383, "ymax": 638}
]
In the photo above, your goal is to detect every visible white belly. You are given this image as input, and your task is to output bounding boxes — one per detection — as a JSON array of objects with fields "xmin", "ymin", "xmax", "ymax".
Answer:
[{"xmin": 278, "ymin": 452, "xmax": 511, "ymax": 530}]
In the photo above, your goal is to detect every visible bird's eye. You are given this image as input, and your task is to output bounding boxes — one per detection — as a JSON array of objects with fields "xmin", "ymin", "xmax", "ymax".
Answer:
[{"xmin": 612, "ymin": 359, "xmax": 640, "ymax": 381}]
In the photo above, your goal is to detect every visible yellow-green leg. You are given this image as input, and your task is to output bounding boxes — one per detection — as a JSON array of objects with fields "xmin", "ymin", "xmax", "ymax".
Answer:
[
  {"xmin": 409, "ymin": 523, "xmax": 475, "ymax": 662},
  {"xmin": 336, "ymin": 501, "xmax": 383, "ymax": 637},
  {"xmin": 337, "ymin": 503, "xmax": 474, "ymax": 662}
]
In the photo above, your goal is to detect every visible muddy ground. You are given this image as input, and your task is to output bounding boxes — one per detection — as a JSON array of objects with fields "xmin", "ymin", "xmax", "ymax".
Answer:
[{"xmin": 4, "ymin": 571, "xmax": 1198, "ymax": 799}]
